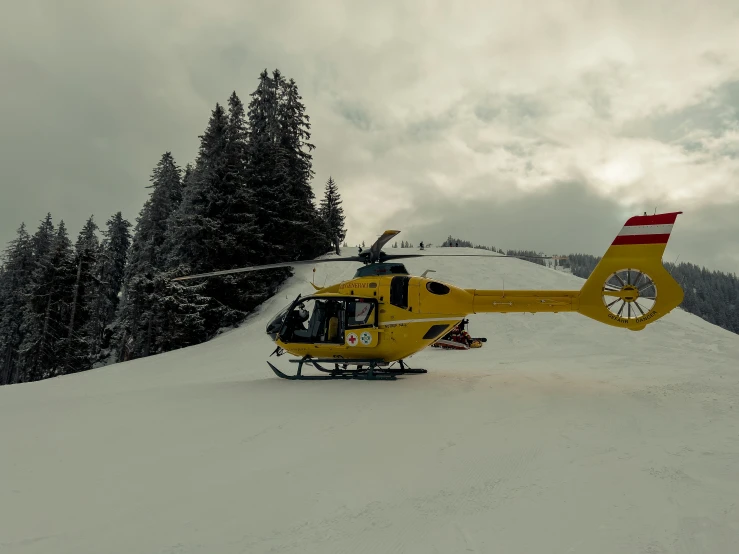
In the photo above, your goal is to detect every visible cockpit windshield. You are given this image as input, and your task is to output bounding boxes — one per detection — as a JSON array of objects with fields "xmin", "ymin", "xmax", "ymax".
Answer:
[{"xmin": 266, "ymin": 301, "xmax": 294, "ymax": 340}]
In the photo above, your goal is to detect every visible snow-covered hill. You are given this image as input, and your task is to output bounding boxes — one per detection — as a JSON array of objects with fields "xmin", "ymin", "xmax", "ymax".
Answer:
[{"xmin": 2, "ymin": 248, "xmax": 739, "ymax": 554}]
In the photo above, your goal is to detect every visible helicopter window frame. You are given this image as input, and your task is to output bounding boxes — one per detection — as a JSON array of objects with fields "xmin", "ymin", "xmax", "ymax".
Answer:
[{"xmin": 344, "ymin": 297, "xmax": 379, "ymax": 330}]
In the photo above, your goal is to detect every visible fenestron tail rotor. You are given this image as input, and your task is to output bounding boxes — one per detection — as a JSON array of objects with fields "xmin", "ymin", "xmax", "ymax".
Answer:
[{"xmin": 602, "ymin": 268, "xmax": 658, "ymax": 320}]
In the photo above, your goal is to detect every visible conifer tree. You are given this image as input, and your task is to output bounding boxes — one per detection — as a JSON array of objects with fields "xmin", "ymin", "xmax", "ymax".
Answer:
[
  {"xmin": 31, "ymin": 213, "xmax": 56, "ymax": 263},
  {"xmin": 164, "ymin": 97, "xmax": 263, "ymax": 343},
  {"xmin": 14, "ymin": 214, "xmax": 56, "ymax": 381},
  {"xmin": 0, "ymin": 223, "xmax": 34, "ymax": 384},
  {"xmin": 101, "ymin": 212, "xmax": 132, "ymax": 329},
  {"xmin": 83, "ymin": 212, "xmax": 131, "ymax": 364},
  {"xmin": 64, "ymin": 216, "xmax": 100, "ymax": 373},
  {"xmin": 319, "ymin": 176, "xmax": 347, "ymax": 254},
  {"xmin": 113, "ymin": 152, "xmax": 183, "ymax": 361},
  {"xmin": 278, "ymin": 74, "xmax": 329, "ymax": 259},
  {"xmin": 19, "ymin": 220, "xmax": 76, "ymax": 380},
  {"xmin": 246, "ymin": 70, "xmax": 330, "ymax": 264},
  {"xmin": 246, "ymin": 70, "xmax": 292, "ymax": 264}
]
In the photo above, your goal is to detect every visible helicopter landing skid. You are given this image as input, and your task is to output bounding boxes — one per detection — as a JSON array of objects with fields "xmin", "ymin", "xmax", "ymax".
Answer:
[{"xmin": 267, "ymin": 356, "xmax": 427, "ymax": 381}]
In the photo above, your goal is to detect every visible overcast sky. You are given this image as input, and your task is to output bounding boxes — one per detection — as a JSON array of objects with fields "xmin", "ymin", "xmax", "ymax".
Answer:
[{"xmin": 2, "ymin": 0, "xmax": 738, "ymax": 274}]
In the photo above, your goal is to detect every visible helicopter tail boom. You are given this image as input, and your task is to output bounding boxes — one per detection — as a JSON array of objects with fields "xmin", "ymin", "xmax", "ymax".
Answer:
[
  {"xmin": 470, "ymin": 290, "xmax": 578, "ymax": 313},
  {"xmin": 467, "ymin": 212, "xmax": 684, "ymax": 331}
]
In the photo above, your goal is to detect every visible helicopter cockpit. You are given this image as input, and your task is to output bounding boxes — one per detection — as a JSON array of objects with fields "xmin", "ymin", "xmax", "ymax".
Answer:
[{"xmin": 266, "ymin": 295, "xmax": 378, "ymax": 345}]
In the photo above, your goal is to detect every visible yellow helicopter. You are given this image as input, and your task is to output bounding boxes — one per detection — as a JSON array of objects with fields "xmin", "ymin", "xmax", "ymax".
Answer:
[{"xmin": 174, "ymin": 211, "xmax": 684, "ymax": 380}]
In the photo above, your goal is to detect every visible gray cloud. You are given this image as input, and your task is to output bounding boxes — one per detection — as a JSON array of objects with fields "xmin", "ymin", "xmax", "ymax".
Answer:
[
  {"xmin": 336, "ymin": 100, "xmax": 373, "ymax": 132},
  {"xmin": 386, "ymin": 180, "xmax": 739, "ymax": 276},
  {"xmin": 621, "ymin": 80, "xmax": 739, "ymax": 146},
  {"xmin": 1, "ymin": 0, "xmax": 738, "ymax": 275}
]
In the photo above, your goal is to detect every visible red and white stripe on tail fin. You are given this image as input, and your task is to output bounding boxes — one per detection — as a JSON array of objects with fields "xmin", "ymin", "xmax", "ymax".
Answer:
[{"xmin": 611, "ymin": 212, "xmax": 682, "ymax": 246}]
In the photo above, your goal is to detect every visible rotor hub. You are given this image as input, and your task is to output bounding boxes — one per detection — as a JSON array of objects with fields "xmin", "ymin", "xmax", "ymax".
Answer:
[{"xmin": 610, "ymin": 284, "xmax": 640, "ymax": 302}]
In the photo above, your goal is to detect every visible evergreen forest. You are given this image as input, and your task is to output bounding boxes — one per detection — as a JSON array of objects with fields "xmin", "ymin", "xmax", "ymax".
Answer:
[{"xmin": 0, "ymin": 69, "xmax": 346, "ymax": 385}]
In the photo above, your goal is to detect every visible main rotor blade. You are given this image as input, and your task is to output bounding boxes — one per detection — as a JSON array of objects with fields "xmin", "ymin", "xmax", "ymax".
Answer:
[
  {"xmin": 369, "ymin": 230, "xmax": 401, "ymax": 261},
  {"xmin": 171, "ymin": 257, "xmax": 363, "ymax": 281},
  {"xmin": 382, "ymin": 253, "xmax": 552, "ymax": 261}
]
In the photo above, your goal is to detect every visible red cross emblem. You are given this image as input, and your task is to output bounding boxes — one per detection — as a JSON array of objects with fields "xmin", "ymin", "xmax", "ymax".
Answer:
[{"xmin": 347, "ymin": 333, "xmax": 358, "ymax": 345}]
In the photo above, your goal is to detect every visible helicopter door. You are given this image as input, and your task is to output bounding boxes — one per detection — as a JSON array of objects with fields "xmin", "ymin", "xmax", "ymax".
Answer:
[{"xmin": 342, "ymin": 298, "xmax": 379, "ymax": 350}]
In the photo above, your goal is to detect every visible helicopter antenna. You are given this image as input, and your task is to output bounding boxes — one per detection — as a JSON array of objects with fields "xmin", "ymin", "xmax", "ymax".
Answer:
[
  {"xmin": 421, "ymin": 269, "xmax": 436, "ymax": 278},
  {"xmin": 665, "ymin": 253, "xmax": 680, "ymax": 277}
]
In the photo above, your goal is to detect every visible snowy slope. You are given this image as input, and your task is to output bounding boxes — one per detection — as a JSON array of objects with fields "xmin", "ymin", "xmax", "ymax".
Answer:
[{"xmin": 2, "ymin": 248, "xmax": 739, "ymax": 554}]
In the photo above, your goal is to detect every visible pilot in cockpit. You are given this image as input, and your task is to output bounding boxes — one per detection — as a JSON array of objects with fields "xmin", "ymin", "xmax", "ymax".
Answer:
[{"xmin": 286, "ymin": 304, "xmax": 311, "ymax": 339}]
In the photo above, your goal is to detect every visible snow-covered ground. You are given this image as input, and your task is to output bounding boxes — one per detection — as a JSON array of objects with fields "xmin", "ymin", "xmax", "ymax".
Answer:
[{"xmin": 2, "ymin": 248, "xmax": 739, "ymax": 554}]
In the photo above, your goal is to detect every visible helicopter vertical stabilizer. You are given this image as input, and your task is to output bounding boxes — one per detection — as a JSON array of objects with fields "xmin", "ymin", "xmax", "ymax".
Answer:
[{"xmin": 577, "ymin": 212, "xmax": 684, "ymax": 330}]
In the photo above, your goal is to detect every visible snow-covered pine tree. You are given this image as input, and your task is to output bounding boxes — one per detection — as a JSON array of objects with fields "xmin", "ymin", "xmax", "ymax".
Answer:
[
  {"xmin": 182, "ymin": 163, "xmax": 194, "ymax": 188},
  {"xmin": 83, "ymin": 212, "xmax": 131, "ymax": 365},
  {"xmin": 277, "ymin": 74, "xmax": 330, "ymax": 259},
  {"xmin": 246, "ymin": 70, "xmax": 293, "ymax": 265},
  {"xmin": 83, "ymin": 241, "xmax": 109, "ymax": 366},
  {"xmin": 19, "ymin": 219, "xmax": 76, "ymax": 381},
  {"xmin": 246, "ymin": 70, "xmax": 330, "ymax": 263},
  {"xmin": 113, "ymin": 152, "xmax": 183, "ymax": 361},
  {"xmin": 101, "ymin": 212, "xmax": 131, "ymax": 334},
  {"xmin": 319, "ymin": 176, "xmax": 347, "ymax": 254},
  {"xmin": 14, "ymin": 214, "xmax": 56, "ymax": 381},
  {"xmin": 63, "ymin": 216, "xmax": 100, "ymax": 374},
  {"xmin": 164, "ymin": 96, "xmax": 265, "ymax": 345},
  {"xmin": 0, "ymin": 223, "xmax": 34, "ymax": 385},
  {"xmin": 31, "ymin": 213, "xmax": 56, "ymax": 262}
]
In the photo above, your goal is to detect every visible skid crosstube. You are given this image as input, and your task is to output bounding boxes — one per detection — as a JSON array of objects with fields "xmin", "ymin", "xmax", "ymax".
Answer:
[{"xmin": 267, "ymin": 356, "xmax": 427, "ymax": 381}]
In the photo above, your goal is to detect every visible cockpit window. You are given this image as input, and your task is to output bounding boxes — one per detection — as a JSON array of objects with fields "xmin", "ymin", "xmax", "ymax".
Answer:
[{"xmin": 266, "ymin": 302, "xmax": 292, "ymax": 337}]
